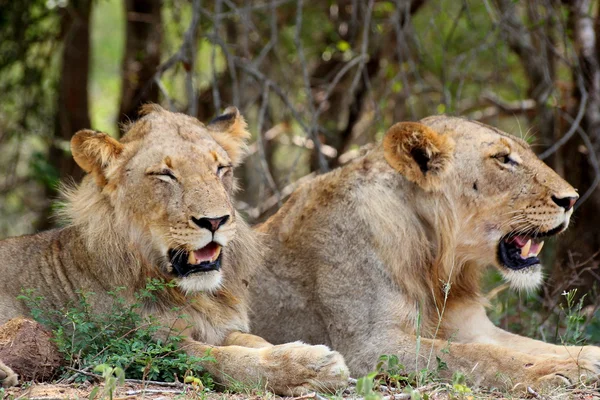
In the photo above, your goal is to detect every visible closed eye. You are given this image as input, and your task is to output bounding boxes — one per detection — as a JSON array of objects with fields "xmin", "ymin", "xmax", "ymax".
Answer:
[{"xmin": 147, "ymin": 169, "xmax": 177, "ymax": 182}]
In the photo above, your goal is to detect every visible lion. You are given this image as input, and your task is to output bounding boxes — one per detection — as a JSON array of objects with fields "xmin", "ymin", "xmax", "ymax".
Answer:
[
  {"xmin": 0, "ymin": 105, "xmax": 348, "ymax": 395},
  {"xmin": 249, "ymin": 116, "xmax": 600, "ymax": 390}
]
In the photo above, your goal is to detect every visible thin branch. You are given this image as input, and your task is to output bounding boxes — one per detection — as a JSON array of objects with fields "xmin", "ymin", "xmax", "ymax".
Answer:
[
  {"xmin": 557, "ymin": 109, "xmax": 600, "ymax": 209},
  {"xmin": 255, "ymin": 83, "xmax": 280, "ymax": 204},
  {"xmin": 539, "ymin": 74, "xmax": 588, "ymax": 160},
  {"xmin": 295, "ymin": 0, "xmax": 328, "ymax": 172},
  {"xmin": 211, "ymin": 0, "xmax": 222, "ymax": 112},
  {"xmin": 347, "ymin": 0, "xmax": 375, "ymax": 106},
  {"xmin": 185, "ymin": 0, "xmax": 201, "ymax": 116}
]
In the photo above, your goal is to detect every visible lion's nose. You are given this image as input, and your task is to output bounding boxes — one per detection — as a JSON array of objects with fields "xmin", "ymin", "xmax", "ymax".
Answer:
[
  {"xmin": 191, "ymin": 215, "xmax": 230, "ymax": 233},
  {"xmin": 551, "ymin": 195, "xmax": 577, "ymax": 212}
]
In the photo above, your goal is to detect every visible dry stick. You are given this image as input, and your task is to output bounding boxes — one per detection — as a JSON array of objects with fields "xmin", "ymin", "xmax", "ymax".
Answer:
[
  {"xmin": 347, "ymin": 0, "xmax": 374, "ymax": 103},
  {"xmin": 185, "ymin": 0, "xmax": 201, "ymax": 116},
  {"xmin": 137, "ymin": 0, "xmax": 202, "ymax": 114},
  {"xmin": 211, "ymin": 0, "xmax": 293, "ymax": 19},
  {"xmin": 252, "ymin": 0, "xmax": 279, "ymax": 68},
  {"xmin": 154, "ymin": 77, "xmax": 175, "ymax": 111},
  {"xmin": 255, "ymin": 83, "xmax": 280, "ymax": 204},
  {"xmin": 65, "ymin": 368, "xmax": 187, "ymax": 389},
  {"xmin": 557, "ymin": 109, "xmax": 600, "ymax": 209},
  {"xmin": 211, "ymin": 0, "xmax": 222, "ymax": 112},
  {"xmin": 392, "ymin": 0, "xmax": 416, "ymax": 120},
  {"xmin": 237, "ymin": 172, "xmax": 315, "ymax": 220},
  {"xmin": 294, "ymin": 0, "xmax": 328, "ymax": 173},
  {"xmin": 125, "ymin": 389, "xmax": 182, "ymax": 395},
  {"xmin": 539, "ymin": 74, "xmax": 588, "ymax": 160},
  {"xmin": 527, "ymin": 386, "xmax": 543, "ymax": 399}
]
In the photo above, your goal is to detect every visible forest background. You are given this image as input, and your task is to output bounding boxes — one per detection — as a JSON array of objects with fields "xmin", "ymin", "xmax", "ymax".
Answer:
[{"xmin": 1, "ymin": 0, "xmax": 600, "ymax": 343}]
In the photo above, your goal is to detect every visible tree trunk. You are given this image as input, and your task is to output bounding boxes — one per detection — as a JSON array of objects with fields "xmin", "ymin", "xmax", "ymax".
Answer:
[
  {"xmin": 38, "ymin": 0, "xmax": 93, "ymax": 230},
  {"xmin": 118, "ymin": 0, "xmax": 162, "ymax": 126}
]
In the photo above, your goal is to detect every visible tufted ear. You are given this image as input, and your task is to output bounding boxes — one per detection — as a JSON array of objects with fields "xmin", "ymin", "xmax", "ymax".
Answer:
[
  {"xmin": 383, "ymin": 122, "xmax": 454, "ymax": 191},
  {"xmin": 207, "ymin": 107, "xmax": 251, "ymax": 166},
  {"xmin": 71, "ymin": 129, "xmax": 123, "ymax": 187}
]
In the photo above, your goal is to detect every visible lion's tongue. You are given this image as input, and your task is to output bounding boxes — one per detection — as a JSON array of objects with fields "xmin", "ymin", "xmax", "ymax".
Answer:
[
  {"xmin": 512, "ymin": 235, "xmax": 529, "ymax": 247},
  {"xmin": 188, "ymin": 242, "xmax": 221, "ymax": 265}
]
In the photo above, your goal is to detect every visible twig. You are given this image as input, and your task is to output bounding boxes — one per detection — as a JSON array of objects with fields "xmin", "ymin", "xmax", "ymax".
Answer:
[
  {"xmin": 138, "ymin": 0, "xmax": 202, "ymax": 114},
  {"xmin": 539, "ymin": 74, "xmax": 588, "ymax": 160},
  {"xmin": 255, "ymin": 83, "xmax": 280, "ymax": 204},
  {"xmin": 123, "ymin": 378, "xmax": 185, "ymax": 388},
  {"xmin": 185, "ymin": 0, "xmax": 201, "ymax": 116},
  {"xmin": 294, "ymin": 0, "xmax": 328, "ymax": 173},
  {"xmin": 154, "ymin": 77, "xmax": 175, "ymax": 111},
  {"xmin": 348, "ymin": 0, "xmax": 374, "ymax": 103},
  {"xmin": 237, "ymin": 172, "xmax": 315, "ymax": 220},
  {"xmin": 64, "ymin": 367, "xmax": 102, "ymax": 381},
  {"xmin": 527, "ymin": 386, "xmax": 543, "ymax": 399},
  {"xmin": 211, "ymin": 0, "xmax": 222, "ymax": 112},
  {"xmin": 125, "ymin": 389, "xmax": 182, "ymax": 395},
  {"xmin": 556, "ymin": 109, "xmax": 600, "ymax": 209}
]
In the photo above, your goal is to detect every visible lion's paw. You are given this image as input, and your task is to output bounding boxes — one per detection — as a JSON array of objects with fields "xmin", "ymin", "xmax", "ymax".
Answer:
[
  {"xmin": 0, "ymin": 361, "xmax": 18, "ymax": 388},
  {"xmin": 525, "ymin": 357, "xmax": 600, "ymax": 388},
  {"xmin": 261, "ymin": 342, "xmax": 349, "ymax": 396}
]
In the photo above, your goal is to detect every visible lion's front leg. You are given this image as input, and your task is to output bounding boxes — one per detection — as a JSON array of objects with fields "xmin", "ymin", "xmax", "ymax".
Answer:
[
  {"xmin": 0, "ymin": 360, "xmax": 18, "ymax": 388},
  {"xmin": 445, "ymin": 300, "xmax": 600, "ymax": 365},
  {"xmin": 381, "ymin": 334, "xmax": 600, "ymax": 390},
  {"xmin": 183, "ymin": 333, "xmax": 349, "ymax": 396}
]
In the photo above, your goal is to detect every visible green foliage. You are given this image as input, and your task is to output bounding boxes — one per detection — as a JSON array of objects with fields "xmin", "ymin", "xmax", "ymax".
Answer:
[
  {"xmin": 356, "ymin": 371, "xmax": 382, "ymax": 400},
  {"xmin": 558, "ymin": 289, "xmax": 587, "ymax": 345},
  {"xmin": 93, "ymin": 364, "xmax": 125, "ymax": 400},
  {"xmin": 18, "ymin": 279, "xmax": 214, "ymax": 386}
]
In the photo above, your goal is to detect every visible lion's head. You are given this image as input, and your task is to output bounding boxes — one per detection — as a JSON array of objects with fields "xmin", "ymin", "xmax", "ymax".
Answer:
[
  {"xmin": 383, "ymin": 116, "xmax": 577, "ymax": 290},
  {"xmin": 65, "ymin": 104, "xmax": 252, "ymax": 294}
]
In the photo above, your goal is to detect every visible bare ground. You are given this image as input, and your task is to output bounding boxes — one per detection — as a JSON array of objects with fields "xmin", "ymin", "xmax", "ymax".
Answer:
[{"xmin": 4, "ymin": 380, "xmax": 600, "ymax": 400}]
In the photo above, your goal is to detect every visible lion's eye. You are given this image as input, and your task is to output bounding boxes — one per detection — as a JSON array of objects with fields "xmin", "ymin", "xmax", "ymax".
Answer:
[
  {"xmin": 148, "ymin": 169, "xmax": 177, "ymax": 182},
  {"xmin": 494, "ymin": 153, "xmax": 518, "ymax": 167},
  {"xmin": 217, "ymin": 165, "xmax": 231, "ymax": 177}
]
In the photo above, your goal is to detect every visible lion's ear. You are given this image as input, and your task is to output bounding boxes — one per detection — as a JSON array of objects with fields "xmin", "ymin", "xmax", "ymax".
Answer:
[
  {"xmin": 383, "ymin": 122, "xmax": 454, "ymax": 191},
  {"xmin": 71, "ymin": 129, "xmax": 123, "ymax": 186},
  {"xmin": 207, "ymin": 107, "xmax": 251, "ymax": 166}
]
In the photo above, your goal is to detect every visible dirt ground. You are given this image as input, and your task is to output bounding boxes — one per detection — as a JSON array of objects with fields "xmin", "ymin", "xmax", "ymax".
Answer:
[{"xmin": 4, "ymin": 382, "xmax": 600, "ymax": 400}]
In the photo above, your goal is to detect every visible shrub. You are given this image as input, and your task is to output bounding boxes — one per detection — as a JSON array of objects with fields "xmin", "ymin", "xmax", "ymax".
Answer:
[{"xmin": 18, "ymin": 278, "xmax": 214, "ymax": 386}]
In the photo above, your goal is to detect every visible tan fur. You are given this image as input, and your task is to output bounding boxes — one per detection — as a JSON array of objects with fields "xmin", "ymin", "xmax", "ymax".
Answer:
[
  {"xmin": 250, "ymin": 116, "xmax": 600, "ymax": 391},
  {"xmin": 0, "ymin": 105, "xmax": 348, "ymax": 395}
]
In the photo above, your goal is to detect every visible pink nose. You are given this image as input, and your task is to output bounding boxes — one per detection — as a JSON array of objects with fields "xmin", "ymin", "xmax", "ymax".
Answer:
[{"xmin": 551, "ymin": 195, "xmax": 577, "ymax": 212}]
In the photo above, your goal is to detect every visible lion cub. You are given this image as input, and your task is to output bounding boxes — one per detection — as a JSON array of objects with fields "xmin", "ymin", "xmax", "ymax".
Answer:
[
  {"xmin": 0, "ymin": 105, "xmax": 348, "ymax": 395},
  {"xmin": 251, "ymin": 116, "xmax": 600, "ymax": 390}
]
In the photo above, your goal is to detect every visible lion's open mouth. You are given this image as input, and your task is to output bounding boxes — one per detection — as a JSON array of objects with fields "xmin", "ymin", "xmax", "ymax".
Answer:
[
  {"xmin": 168, "ymin": 242, "xmax": 222, "ymax": 277},
  {"xmin": 498, "ymin": 234, "xmax": 544, "ymax": 270},
  {"xmin": 498, "ymin": 223, "xmax": 567, "ymax": 270}
]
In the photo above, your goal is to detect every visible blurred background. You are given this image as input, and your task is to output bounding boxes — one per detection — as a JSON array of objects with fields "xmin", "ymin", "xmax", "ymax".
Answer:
[{"xmin": 1, "ymin": 0, "xmax": 599, "ymax": 341}]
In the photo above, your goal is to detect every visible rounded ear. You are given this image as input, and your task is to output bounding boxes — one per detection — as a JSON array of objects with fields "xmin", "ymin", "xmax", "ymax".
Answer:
[
  {"xmin": 207, "ymin": 107, "xmax": 251, "ymax": 166},
  {"xmin": 71, "ymin": 130, "xmax": 123, "ymax": 186},
  {"xmin": 383, "ymin": 122, "xmax": 454, "ymax": 191}
]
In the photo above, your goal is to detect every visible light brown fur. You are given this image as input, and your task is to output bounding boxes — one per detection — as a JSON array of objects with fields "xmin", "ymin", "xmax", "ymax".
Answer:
[
  {"xmin": 0, "ymin": 105, "xmax": 348, "ymax": 395},
  {"xmin": 250, "ymin": 116, "xmax": 600, "ymax": 391}
]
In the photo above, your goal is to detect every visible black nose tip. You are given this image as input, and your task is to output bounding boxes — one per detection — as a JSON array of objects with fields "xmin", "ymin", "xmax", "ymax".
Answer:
[
  {"xmin": 551, "ymin": 195, "xmax": 577, "ymax": 211},
  {"xmin": 191, "ymin": 215, "xmax": 230, "ymax": 233}
]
